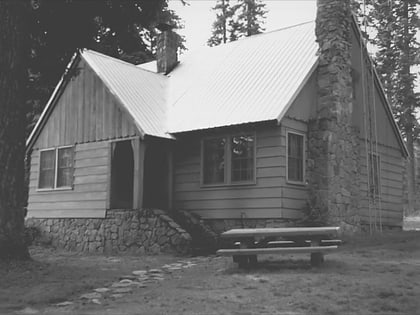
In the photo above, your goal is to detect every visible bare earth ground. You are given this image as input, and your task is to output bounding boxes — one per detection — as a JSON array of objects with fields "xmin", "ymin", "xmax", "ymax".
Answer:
[{"xmin": 1, "ymin": 231, "xmax": 420, "ymax": 315}]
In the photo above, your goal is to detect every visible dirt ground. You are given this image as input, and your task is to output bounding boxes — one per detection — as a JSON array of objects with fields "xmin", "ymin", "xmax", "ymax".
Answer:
[{"xmin": 1, "ymin": 231, "xmax": 420, "ymax": 315}]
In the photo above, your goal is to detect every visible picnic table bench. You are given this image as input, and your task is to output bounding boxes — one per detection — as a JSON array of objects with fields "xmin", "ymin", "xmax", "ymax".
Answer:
[{"xmin": 216, "ymin": 227, "xmax": 341, "ymax": 267}]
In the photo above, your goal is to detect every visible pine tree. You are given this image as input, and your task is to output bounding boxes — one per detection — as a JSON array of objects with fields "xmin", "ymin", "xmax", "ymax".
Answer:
[
  {"xmin": 208, "ymin": 0, "xmax": 266, "ymax": 47},
  {"xmin": 232, "ymin": 0, "xmax": 266, "ymax": 38},
  {"xmin": 0, "ymin": 1, "xmax": 30, "ymax": 260},
  {"xmin": 207, "ymin": 0, "xmax": 233, "ymax": 47}
]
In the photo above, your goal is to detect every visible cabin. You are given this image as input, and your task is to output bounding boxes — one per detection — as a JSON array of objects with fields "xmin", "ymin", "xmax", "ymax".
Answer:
[{"xmin": 25, "ymin": 4, "xmax": 408, "ymax": 252}]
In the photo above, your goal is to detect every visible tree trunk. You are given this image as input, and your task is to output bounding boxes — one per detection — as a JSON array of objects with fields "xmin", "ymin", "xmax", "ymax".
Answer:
[{"xmin": 0, "ymin": 1, "xmax": 29, "ymax": 259}]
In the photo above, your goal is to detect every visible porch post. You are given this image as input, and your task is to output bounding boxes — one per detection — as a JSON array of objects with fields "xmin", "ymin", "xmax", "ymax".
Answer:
[{"xmin": 133, "ymin": 138, "xmax": 146, "ymax": 209}]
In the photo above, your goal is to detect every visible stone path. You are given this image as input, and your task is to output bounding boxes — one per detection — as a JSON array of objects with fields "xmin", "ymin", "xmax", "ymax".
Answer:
[{"xmin": 52, "ymin": 258, "xmax": 204, "ymax": 308}]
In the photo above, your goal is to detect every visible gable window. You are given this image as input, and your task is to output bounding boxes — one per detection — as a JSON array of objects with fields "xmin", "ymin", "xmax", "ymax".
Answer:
[
  {"xmin": 202, "ymin": 134, "xmax": 255, "ymax": 185},
  {"xmin": 287, "ymin": 131, "xmax": 305, "ymax": 184},
  {"xmin": 38, "ymin": 146, "xmax": 74, "ymax": 189},
  {"xmin": 369, "ymin": 153, "xmax": 381, "ymax": 198}
]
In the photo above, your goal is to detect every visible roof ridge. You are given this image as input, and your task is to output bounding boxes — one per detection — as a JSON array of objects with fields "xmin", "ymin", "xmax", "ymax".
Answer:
[
  {"xmin": 82, "ymin": 49, "xmax": 166, "ymax": 77},
  {"xmin": 212, "ymin": 20, "xmax": 315, "ymax": 47}
]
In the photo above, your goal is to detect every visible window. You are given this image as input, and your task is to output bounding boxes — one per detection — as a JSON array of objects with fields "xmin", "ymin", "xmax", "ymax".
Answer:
[
  {"xmin": 202, "ymin": 134, "xmax": 255, "ymax": 185},
  {"xmin": 38, "ymin": 146, "xmax": 74, "ymax": 189},
  {"xmin": 287, "ymin": 131, "xmax": 305, "ymax": 183},
  {"xmin": 231, "ymin": 135, "xmax": 254, "ymax": 182},
  {"xmin": 369, "ymin": 153, "xmax": 381, "ymax": 198}
]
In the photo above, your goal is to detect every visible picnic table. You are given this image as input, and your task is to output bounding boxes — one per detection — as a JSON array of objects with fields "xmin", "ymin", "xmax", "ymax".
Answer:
[{"xmin": 216, "ymin": 226, "xmax": 341, "ymax": 267}]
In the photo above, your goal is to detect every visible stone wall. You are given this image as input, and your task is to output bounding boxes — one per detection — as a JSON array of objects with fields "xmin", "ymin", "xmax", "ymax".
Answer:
[
  {"xmin": 307, "ymin": 0, "xmax": 360, "ymax": 231},
  {"xmin": 26, "ymin": 209, "xmax": 191, "ymax": 254}
]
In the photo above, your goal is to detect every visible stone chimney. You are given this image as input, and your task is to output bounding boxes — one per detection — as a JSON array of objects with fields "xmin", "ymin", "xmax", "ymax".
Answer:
[
  {"xmin": 156, "ymin": 25, "xmax": 179, "ymax": 74},
  {"xmin": 307, "ymin": 0, "xmax": 360, "ymax": 231}
]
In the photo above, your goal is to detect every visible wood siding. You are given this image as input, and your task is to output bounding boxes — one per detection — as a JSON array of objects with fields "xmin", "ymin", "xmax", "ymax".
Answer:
[
  {"xmin": 173, "ymin": 117, "xmax": 309, "ymax": 220},
  {"xmin": 32, "ymin": 58, "xmax": 138, "ymax": 150},
  {"xmin": 27, "ymin": 142, "xmax": 110, "ymax": 218},
  {"xmin": 350, "ymin": 24, "xmax": 405, "ymax": 226},
  {"xmin": 358, "ymin": 143, "xmax": 404, "ymax": 226}
]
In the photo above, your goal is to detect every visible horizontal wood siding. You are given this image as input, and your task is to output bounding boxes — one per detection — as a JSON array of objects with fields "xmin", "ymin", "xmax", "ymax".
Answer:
[
  {"xmin": 173, "ymin": 118, "xmax": 309, "ymax": 220},
  {"xmin": 32, "ymin": 59, "xmax": 137, "ymax": 150},
  {"xmin": 358, "ymin": 141, "xmax": 404, "ymax": 226},
  {"xmin": 27, "ymin": 142, "xmax": 110, "ymax": 218}
]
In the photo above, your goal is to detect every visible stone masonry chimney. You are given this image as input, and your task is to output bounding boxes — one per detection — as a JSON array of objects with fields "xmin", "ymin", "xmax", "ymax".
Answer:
[
  {"xmin": 156, "ymin": 26, "xmax": 179, "ymax": 74},
  {"xmin": 307, "ymin": 0, "xmax": 360, "ymax": 231}
]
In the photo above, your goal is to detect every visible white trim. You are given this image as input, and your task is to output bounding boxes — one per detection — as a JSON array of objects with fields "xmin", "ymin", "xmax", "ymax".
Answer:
[{"xmin": 286, "ymin": 130, "xmax": 306, "ymax": 185}]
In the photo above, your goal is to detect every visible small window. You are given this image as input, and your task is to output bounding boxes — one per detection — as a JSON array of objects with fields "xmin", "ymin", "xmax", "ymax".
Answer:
[
  {"xmin": 38, "ymin": 146, "xmax": 74, "ymax": 189},
  {"xmin": 231, "ymin": 135, "xmax": 254, "ymax": 182},
  {"xmin": 57, "ymin": 147, "xmax": 74, "ymax": 187},
  {"xmin": 39, "ymin": 149, "xmax": 56, "ymax": 189},
  {"xmin": 287, "ymin": 132, "xmax": 305, "ymax": 183},
  {"xmin": 203, "ymin": 137, "xmax": 226, "ymax": 184},
  {"xmin": 369, "ymin": 153, "xmax": 381, "ymax": 198}
]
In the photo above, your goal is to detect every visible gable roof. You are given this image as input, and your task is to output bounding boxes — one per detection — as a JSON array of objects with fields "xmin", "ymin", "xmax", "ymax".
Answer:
[
  {"xmin": 82, "ymin": 50, "xmax": 170, "ymax": 139},
  {"xmin": 167, "ymin": 21, "xmax": 318, "ymax": 133},
  {"xmin": 27, "ymin": 19, "xmax": 408, "ymax": 157},
  {"xmin": 27, "ymin": 49, "xmax": 171, "ymax": 150}
]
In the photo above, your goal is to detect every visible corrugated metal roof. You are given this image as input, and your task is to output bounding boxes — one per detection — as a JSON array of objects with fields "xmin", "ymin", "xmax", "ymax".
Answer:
[
  {"xmin": 167, "ymin": 21, "xmax": 318, "ymax": 133},
  {"xmin": 82, "ymin": 50, "xmax": 171, "ymax": 139}
]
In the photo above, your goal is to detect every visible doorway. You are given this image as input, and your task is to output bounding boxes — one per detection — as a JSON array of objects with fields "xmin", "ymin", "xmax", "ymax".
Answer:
[
  {"xmin": 143, "ymin": 141, "xmax": 169, "ymax": 210},
  {"xmin": 110, "ymin": 140, "xmax": 134, "ymax": 209}
]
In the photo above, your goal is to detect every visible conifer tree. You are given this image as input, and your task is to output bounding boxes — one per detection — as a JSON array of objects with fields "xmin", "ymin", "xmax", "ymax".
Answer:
[{"xmin": 208, "ymin": 0, "xmax": 266, "ymax": 46}]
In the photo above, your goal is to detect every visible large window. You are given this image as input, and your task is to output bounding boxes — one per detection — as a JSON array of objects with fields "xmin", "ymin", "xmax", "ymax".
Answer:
[
  {"xmin": 38, "ymin": 146, "xmax": 74, "ymax": 189},
  {"xmin": 287, "ymin": 131, "xmax": 305, "ymax": 184},
  {"xmin": 202, "ymin": 134, "xmax": 255, "ymax": 185}
]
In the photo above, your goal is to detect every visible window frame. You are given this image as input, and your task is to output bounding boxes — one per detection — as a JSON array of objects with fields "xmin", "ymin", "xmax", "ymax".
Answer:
[
  {"xmin": 286, "ymin": 130, "xmax": 306, "ymax": 185},
  {"xmin": 37, "ymin": 145, "xmax": 74, "ymax": 191},
  {"xmin": 368, "ymin": 153, "xmax": 381, "ymax": 198},
  {"xmin": 200, "ymin": 132, "xmax": 256, "ymax": 187}
]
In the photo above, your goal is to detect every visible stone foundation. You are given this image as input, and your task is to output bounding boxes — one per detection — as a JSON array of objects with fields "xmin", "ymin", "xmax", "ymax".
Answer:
[{"xmin": 25, "ymin": 209, "xmax": 191, "ymax": 254}]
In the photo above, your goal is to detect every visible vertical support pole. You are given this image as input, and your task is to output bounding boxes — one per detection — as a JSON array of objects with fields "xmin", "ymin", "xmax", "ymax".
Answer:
[
  {"xmin": 310, "ymin": 239, "xmax": 324, "ymax": 266},
  {"xmin": 167, "ymin": 148, "xmax": 174, "ymax": 211},
  {"xmin": 133, "ymin": 138, "xmax": 145, "ymax": 209},
  {"xmin": 106, "ymin": 142, "xmax": 114, "ymax": 210}
]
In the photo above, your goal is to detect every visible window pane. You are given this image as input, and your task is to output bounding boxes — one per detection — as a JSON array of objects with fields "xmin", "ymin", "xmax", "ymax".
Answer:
[
  {"xmin": 369, "ymin": 154, "xmax": 380, "ymax": 197},
  {"xmin": 231, "ymin": 135, "xmax": 254, "ymax": 182},
  {"xmin": 39, "ymin": 150, "xmax": 55, "ymax": 188},
  {"xmin": 203, "ymin": 138, "xmax": 225, "ymax": 184},
  {"xmin": 57, "ymin": 147, "xmax": 74, "ymax": 187},
  {"xmin": 287, "ymin": 133, "xmax": 304, "ymax": 182}
]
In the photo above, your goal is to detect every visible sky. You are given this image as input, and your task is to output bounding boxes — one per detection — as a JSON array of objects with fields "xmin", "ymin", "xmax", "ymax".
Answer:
[{"xmin": 168, "ymin": 0, "xmax": 317, "ymax": 52}]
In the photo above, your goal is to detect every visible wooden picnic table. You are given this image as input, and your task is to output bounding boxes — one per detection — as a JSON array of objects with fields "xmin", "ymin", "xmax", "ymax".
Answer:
[{"xmin": 217, "ymin": 226, "xmax": 341, "ymax": 267}]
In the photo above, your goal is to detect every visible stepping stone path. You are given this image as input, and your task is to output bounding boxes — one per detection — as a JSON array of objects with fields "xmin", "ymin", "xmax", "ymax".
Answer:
[{"xmin": 50, "ymin": 258, "xmax": 205, "ymax": 308}]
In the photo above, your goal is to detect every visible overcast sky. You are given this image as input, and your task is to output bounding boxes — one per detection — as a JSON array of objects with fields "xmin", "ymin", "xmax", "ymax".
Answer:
[{"xmin": 169, "ymin": 0, "xmax": 317, "ymax": 52}]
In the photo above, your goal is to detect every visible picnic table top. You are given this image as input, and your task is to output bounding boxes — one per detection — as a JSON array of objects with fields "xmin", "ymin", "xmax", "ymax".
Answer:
[{"xmin": 220, "ymin": 227, "xmax": 340, "ymax": 238}]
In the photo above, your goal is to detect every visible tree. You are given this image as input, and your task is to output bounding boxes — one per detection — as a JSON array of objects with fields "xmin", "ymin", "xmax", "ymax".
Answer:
[
  {"xmin": 27, "ymin": 0, "xmax": 185, "ymax": 132},
  {"xmin": 207, "ymin": 0, "xmax": 233, "ymax": 46},
  {"xmin": 0, "ymin": 1, "xmax": 30, "ymax": 259},
  {"xmin": 208, "ymin": 0, "xmax": 266, "ymax": 46},
  {"xmin": 232, "ymin": 0, "xmax": 266, "ymax": 38}
]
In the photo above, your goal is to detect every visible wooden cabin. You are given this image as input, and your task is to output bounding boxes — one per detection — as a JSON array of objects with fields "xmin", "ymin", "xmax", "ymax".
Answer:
[{"xmin": 26, "ymin": 13, "xmax": 408, "ymax": 241}]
